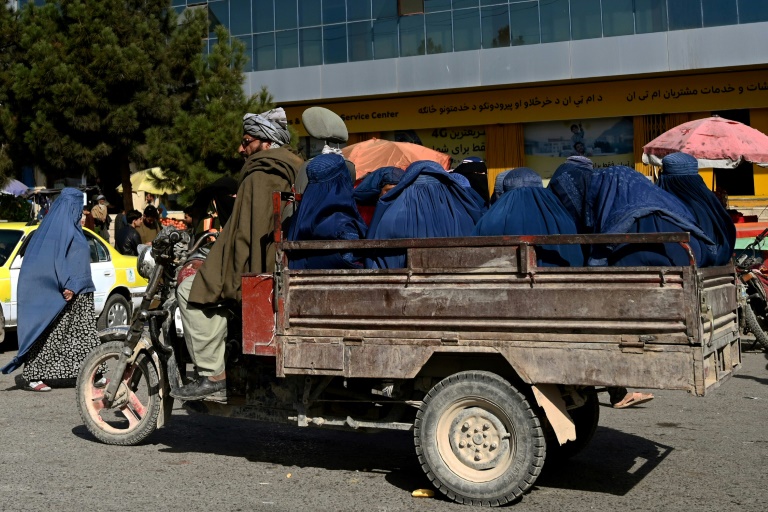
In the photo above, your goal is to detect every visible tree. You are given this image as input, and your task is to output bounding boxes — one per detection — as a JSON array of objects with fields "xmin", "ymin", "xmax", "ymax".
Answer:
[
  {"xmin": 144, "ymin": 25, "xmax": 276, "ymax": 205},
  {"xmin": 9, "ymin": 0, "xmax": 206, "ymax": 209},
  {"xmin": 0, "ymin": 4, "xmax": 20, "ymax": 187}
]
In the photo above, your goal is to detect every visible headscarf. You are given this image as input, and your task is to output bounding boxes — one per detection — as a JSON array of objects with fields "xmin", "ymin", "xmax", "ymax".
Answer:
[
  {"xmin": 548, "ymin": 162, "xmax": 595, "ymax": 231},
  {"xmin": 242, "ymin": 107, "xmax": 291, "ymax": 147},
  {"xmin": 452, "ymin": 160, "xmax": 490, "ymax": 205},
  {"xmin": 491, "ymin": 170, "xmax": 512, "ymax": 204},
  {"xmin": 658, "ymin": 153, "xmax": 735, "ymax": 266},
  {"xmin": 586, "ymin": 166, "xmax": 716, "ymax": 267},
  {"xmin": 565, "ymin": 155, "xmax": 594, "ymax": 169},
  {"xmin": 287, "ymin": 154, "xmax": 367, "ymax": 269},
  {"xmin": 2, "ymin": 188, "xmax": 95, "ymax": 374},
  {"xmin": 473, "ymin": 168, "xmax": 584, "ymax": 267},
  {"xmin": 353, "ymin": 166, "xmax": 405, "ymax": 205},
  {"xmin": 365, "ymin": 160, "xmax": 486, "ymax": 269}
]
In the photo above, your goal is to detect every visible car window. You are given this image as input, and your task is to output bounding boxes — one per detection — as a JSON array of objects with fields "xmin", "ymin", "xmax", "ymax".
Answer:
[
  {"xmin": 0, "ymin": 229, "xmax": 24, "ymax": 266},
  {"xmin": 16, "ymin": 230, "xmax": 36, "ymax": 259},
  {"xmin": 85, "ymin": 233, "xmax": 110, "ymax": 263}
]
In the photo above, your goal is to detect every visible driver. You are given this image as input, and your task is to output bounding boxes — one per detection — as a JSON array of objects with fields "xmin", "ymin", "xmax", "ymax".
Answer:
[{"xmin": 171, "ymin": 108, "xmax": 303, "ymax": 402}]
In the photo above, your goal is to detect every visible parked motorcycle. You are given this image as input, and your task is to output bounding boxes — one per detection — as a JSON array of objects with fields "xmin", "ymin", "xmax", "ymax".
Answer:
[{"xmin": 735, "ymin": 227, "xmax": 768, "ymax": 351}]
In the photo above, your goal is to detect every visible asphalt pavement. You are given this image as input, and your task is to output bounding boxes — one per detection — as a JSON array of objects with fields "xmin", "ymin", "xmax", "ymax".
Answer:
[{"xmin": 0, "ymin": 337, "xmax": 766, "ymax": 512}]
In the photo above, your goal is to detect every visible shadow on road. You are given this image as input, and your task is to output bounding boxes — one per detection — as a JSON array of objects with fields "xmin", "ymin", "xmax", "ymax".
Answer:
[{"xmin": 535, "ymin": 426, "xmax": 673, "ymax": 496}]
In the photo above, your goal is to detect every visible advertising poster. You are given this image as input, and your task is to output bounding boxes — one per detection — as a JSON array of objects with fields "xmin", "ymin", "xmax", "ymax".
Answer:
[
  {"xmin": 524, "ymin": 117, "xmax": 634, "ymax": 179},
  {"xmin": 381, "ymin": 127, "xmax": 487, "ymax": 168}
]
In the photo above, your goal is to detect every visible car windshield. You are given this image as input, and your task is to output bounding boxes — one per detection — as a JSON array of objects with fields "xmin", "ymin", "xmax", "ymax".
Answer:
[{"xmin": 0, "ymin": 229, "xmax": 24, "ymax": 266}]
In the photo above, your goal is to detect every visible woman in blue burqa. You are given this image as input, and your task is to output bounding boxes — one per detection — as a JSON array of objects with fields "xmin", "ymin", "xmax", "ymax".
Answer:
[
  {"xmin": 352, "ymin": 166, "xmax": 405, "ymax": 225},
  {"xmin": 473, "ymin": 168, "xmax": 584, "ymax": 267},
  {"xmin": 287, "ymin": 153, "xmax": 368, "ymax": 269},
  {"xmin": 585, "ymin": 165, "xmax": 716, "ymax": 267},
  {"xmin": 548, "ymin": 159, "xmax": 596, "ymax": 232},
  {"xmin": 1, "ymin": 188, "xmax": 99, "ymax": 391},
  {"xmin": 365, "ymin": 160, "xmax": 486, "ymax": 269},
  {"xmin": 657, "ymin": 152, "xmax": 735, "ymax": 267}
]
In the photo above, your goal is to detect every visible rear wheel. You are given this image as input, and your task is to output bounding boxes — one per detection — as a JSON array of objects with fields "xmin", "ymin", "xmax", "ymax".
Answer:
[
  {"xmin": 76, "ymin": 341, "xmax": 160, "ymax": 445},
  {"xmin": 743, "ymin": 303, "xmax": 768, "ymax": 350},
  {"xmin": 414, "ymin": 371, "xmax": 545, "ymax": 506},
  {"xmin": 98, "ymin": 294, "xmax": 131, "ymax": 330}
]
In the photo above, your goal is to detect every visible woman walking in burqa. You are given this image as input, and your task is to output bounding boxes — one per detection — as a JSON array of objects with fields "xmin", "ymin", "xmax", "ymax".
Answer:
[{"xmin": 1, "ymin": 188, "xmax": 99, "ymax": 391}]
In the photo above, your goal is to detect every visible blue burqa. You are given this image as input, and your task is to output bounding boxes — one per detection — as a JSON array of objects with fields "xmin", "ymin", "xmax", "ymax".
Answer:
[
  {"xmin": 287, "ymin": 154, "xmax": 368, "ymax": 269},
  {"xmin": 490, "ymin": 170, "xmax": 512, "ymax": 204},
  {"xmin": 451, "ymin": 172, "xmax": 488, "ymax": 211},
  {"xmin": 585, "ymin": 166, "xmax": 715, "ymax": 267},
  {"xmin": 352, "ymin": 166, "xmax": 405, "ymax": 204},
  {"xmin": 658, "ymin": 152, "xmax": 735, "ymax": 267},
  {"xmin": 548, "ymin": 162, "xmax": 595, "ymax": 232},
  {"xmin": 365, "ymin": 160, "xmax": 486, "ymax": 269},
  {"xmin": 473, "ymin": 168, "xmax": 584, "ymax": 267},
  {"xmin": 2, "ymin": 188, "xmax": 95, "ymax": 374}
]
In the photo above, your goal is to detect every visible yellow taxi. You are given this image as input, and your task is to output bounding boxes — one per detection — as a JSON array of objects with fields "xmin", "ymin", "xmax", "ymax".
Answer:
[{"xmin": 0, "ymin": 222, "xmax": 148, "ymax": 340}]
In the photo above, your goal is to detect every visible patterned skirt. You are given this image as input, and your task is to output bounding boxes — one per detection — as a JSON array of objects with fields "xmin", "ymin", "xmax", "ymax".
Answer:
[{"xmin": 22, "ymin": 292, "xmax": 100, "ymax": 382}]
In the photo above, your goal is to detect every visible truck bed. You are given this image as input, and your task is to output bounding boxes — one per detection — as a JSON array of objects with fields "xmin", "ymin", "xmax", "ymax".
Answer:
[{"xmin": 242, "ymin": 234, "xmax": 740, "ymax": 396}]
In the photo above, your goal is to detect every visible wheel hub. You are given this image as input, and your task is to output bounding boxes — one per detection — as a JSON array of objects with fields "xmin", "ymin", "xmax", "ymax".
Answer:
[{"xmin": 449, "ymin": 407, "xmax": 509, "ymax": 470}]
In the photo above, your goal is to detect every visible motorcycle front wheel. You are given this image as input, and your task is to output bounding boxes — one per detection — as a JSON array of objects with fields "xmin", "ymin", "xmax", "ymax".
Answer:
[
  {"xmin": 743, "ymin": 303, "xmax": 768, "ymax": 350},
  {"xmin": 76, "ymin": 341, "xmax": 161, "ymax": 445}
]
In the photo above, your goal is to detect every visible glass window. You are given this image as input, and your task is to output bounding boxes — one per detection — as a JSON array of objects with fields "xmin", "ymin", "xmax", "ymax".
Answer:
[
  {"xmin": 299, "ymin": 0, "xmax": 321, "ymax": 26},
  {"xmin": 275, "ymin": 0, "xmax": 298, "ymax": 30},
  {"xmin": 480, "ymin": 0, "xmax": 505, "ymax": 5},
  {"xmin": 349, "ymin": 0, "xmax": 372, "ymax": 21},
  {"xmin": 668, "ymin": 0, "xmax": 702, "ymax": 30},
  {"xmin": 425, "ymin": 0, "xmax": 452, "ymax": 12},
  {"xmin": 235, "ymin": 35, "xmax": 253, "ymax": 72},
  {"xmin": 373, "ymin": 18, "xmax": 399, "ymax": 59},
  {"xmin": 172, "ymin": 0, "xmax": 185, "ymax": 6},
  {"xmin": 738, "ymin": 0, "xmax": 768, "ymax": 23},
  {"xmin": 0, "ymin": 230, "xmax": 23, "ymax": 266},
  {"xmin": 540, "ymin": 0, "xmax": 570, "ymax": 43},
  {"xmin": 348, "ymin": 21, "xmax": 373, "ymax": 61},
  {"xmin": 400, "ymin": 14, "xmax": 425, "ymax": 56},
  {"xmin": 276, "ymin": 29, "xmax": 299, "ymax": 68},
  {"xmin": 254, "ymin": 0, "xmax": 275, "ymax": 32},
  {"xmin": 602, "ymin": 0, "xmax": 634, "ymax": 37},
  {"xmin": 324, "ymin": 0, "xmax": 346, "ymax": 23},
  {"xmin": 570, "ymin": 0, "xmax": 602, "ymax": 39},
  {"xmin": 208, "ymin": 1, "xmax": 229, "ymax": 37},
  {"xmin": 373, "ymin": 0, "xmax": 398, "ymax": 18},
  {"xmin": 86, "ymin": 234, "xmax": 110, "ymax": 263},
  {"xmin": 426, "ymin": 11, "xmax": 452, "ymax": 53},
  {"xmin": 254, "ymin": 32, "xmax": 276, "ymax": 70},
  {"xmin": 453, "ymin": 0, "xmax": 478, "ymax": 8},
  {"xmin": 702, "ymin": 0, "xmax": 737, "ymax": 27},
  {"xmin": 454, "ymin": 7, "xmax": 481, "ymax": 51},
  {"xmin": 230, "ymin": 0, "xmax": 252, "ymax": 35},
  {"xmin": 509, "ymin": 1, "xmax": 540, "ymax": 45},
  {"xmin": 324, "ymin": 24, "xmax": 347, "ymax": 63},
  {"xmin": 481, "ymin": 4, "xmax": 510, "ymax": 48},
  {"xmin": 635, "ymin": 0, "xmax": 667, "ymax": 33},
  {"xmin": 300, "ymin": 27, "xmax": 322, "ymax": 66}
]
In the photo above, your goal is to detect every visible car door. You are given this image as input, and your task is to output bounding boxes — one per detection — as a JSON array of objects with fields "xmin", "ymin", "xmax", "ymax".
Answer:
[
  {"xmin": 8, "ymin": 230, "xmax": 34, "ymax": 327},
  {"xmin": 85, "ymin": 232, "xmax": 115, "ymax": 316}
]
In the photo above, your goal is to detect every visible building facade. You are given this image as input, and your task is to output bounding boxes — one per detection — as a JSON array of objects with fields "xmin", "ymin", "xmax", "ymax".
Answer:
[{"xmin": 22, "ymin": 1, "xmax": 768, "ymax": 207}]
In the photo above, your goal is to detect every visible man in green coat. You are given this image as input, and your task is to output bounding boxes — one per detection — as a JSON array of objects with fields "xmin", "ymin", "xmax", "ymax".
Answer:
[{"xmin": 172, "ymin": 108, "xmax": 304, "ymax": 402}]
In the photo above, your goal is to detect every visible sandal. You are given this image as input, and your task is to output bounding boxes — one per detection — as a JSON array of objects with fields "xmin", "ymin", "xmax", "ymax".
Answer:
[
  {"xmin": 27, "ymin": 381, "xmax": 52, "ymax": 392},
  {"xmin": 613, "ymin": 391, "xmax": 654, "ymax": 409}
]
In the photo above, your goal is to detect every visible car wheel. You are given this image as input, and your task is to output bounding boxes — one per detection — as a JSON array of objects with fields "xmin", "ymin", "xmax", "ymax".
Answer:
[{"xmin": 98, "ymin": 294, "xmax": 131, "ymax": 330}]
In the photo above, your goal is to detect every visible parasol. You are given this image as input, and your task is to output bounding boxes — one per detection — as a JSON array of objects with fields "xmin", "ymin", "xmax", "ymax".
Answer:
[
  {"xmin": 1, "ymin": 179, "xmax": 30, "ymax": 196},
  {"xmin": 341, "ymin": 138, "xmax": 452, "ymax": 179},
  {"xmin": 116, "ymin": 167, "xmax": 182, "ymax": 195},
  {"xmin": 642, "ymin": 116, "xmax": 768, "ymax": 168}
]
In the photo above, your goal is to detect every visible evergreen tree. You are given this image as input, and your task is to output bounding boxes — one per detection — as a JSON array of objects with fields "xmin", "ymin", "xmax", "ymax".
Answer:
[
  {"xmin": 145, "ymin": 25, "xmax": 277, "ymax": 205},
  {"xmin": 9, "ymin": 0, "xmax": 206, "ymax": 209},
  {"xmin": 0, "ymin": 4, "xmax": 20, "ymax": 186}
]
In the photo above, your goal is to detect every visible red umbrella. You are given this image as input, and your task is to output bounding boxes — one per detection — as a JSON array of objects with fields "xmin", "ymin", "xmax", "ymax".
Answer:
[
  {"xmin": 642, "ymin": 116, "xmax": 768, "ymax": 168},
  {"xmin": 342, "ymin": 138, "xmax": 452, "ymax": 179}
]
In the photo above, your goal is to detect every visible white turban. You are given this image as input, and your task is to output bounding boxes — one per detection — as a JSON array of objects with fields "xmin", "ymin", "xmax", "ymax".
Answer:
[{"xmin": 243, "ymin": 107, "xmax": 291, "ymax": 147}]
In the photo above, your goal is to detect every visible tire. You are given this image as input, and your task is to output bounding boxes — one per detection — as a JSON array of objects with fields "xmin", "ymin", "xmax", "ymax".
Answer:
[
  {"xmin": 546, "ymin": 388, "xmax": 599, "ymax": 461},
  {"xmin": 414, "ymin": 371, "xmax": 545, "ymax": 506},
  {"xmin": 98, "ymin": 294, "xmax": 131, "ymax": 330},
  {"xmin": 76, "ymin": 340, "xmax": 161, "ymax": 445},
  {"xmin": 743, "ymin": 303, "xmax": 768, "ymax": 350}
]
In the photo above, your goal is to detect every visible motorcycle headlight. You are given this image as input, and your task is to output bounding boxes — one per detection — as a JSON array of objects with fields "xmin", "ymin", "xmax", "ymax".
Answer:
[{"xmin": 137, "ymin": 244, "xmax": 156, "ymax": 280}]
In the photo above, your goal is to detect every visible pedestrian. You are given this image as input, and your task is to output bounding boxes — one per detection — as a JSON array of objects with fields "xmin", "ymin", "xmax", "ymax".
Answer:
[
  {"xmin": 90, "ymin": 194, "xmax": 111, "ymax": 243},
  {"xmin": 114, "ymin": 209, "xmax": 143, "ymax": 256},
  {"xmin": 1, "ymin": 188, "xmax": 100, "ymax": 391},
  {"xmin": 136, "ymin": 204, "xmax": 161, "ymax": 244}
]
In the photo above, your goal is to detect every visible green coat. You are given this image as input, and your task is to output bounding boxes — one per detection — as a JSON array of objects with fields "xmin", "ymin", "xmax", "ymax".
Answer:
[{"xmin": 189, "ymin": 147, "xmax": 303, "ymax": 305}]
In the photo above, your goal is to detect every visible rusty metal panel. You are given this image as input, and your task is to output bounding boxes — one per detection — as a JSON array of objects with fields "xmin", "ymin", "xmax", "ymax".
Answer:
[
  {"xmin": 241, "ymin": 274, "xmax": 276, "ymax": 356},
  {"xmin": 408, "ymin": 245, "xmax": 521, "ymax": 271},
  {"xmin": 283, "ymin": 339, "xmax": 344, "ymax": 371}
]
